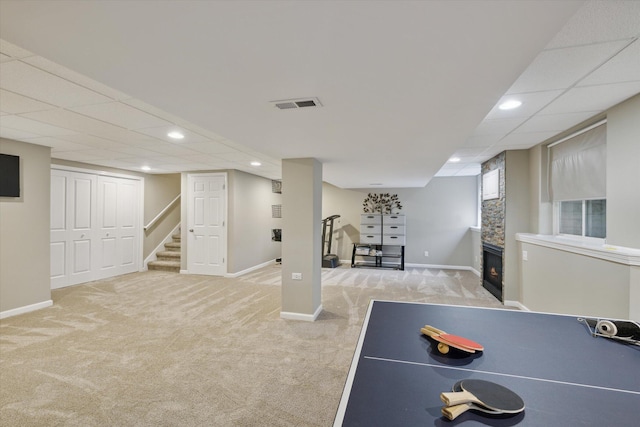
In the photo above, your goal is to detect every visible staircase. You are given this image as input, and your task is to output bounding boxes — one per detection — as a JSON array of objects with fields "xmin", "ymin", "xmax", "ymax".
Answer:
[{"xmin": 147, "ymin": 233, "xmax": 181, "ymax": 272}]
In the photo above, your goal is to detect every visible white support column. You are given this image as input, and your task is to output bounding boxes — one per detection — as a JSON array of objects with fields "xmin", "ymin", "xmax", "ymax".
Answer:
[{"xmin": 280, "ymin": 158, "xmax": 323, "ymax": 321}]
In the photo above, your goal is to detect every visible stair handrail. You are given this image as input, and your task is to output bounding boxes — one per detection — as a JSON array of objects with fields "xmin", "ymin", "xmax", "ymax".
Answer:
[{"xmin": 144, "ymin": 194, "xmax": 180, "ymax": 231}]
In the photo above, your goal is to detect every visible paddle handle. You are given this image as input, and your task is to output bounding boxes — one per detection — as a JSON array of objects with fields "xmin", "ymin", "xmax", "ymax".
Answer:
[
  {"xmin": 421, "ymin": 325, "xmax": 446, "ymax": 337},
  {"xmin": 440, "ymin": 390, "xmax": 476, "ymax": 406},
  {"xmin": 441, "ymin": 403, "xmax": 471, "ymax": 421}
]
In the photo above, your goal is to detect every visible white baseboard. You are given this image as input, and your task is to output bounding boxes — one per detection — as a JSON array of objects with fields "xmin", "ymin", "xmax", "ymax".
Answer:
[
  {"xmin": 280, "ymin": 304, "xmax": 323, "ymax": 322},
  {"xmin": 0, "ymin": 299, "xmax": 53, "ymax": 319},
  {"xmin": 227, "ymin": 259, "xmax": 276, "ymax": 278},
  {"xmin": 504, "ymin": 300, "xmax": 530, "ymax": 311},
  {"xmin": 405, "ymin": 263, "xmax": 475, "ymax": 271},
  {"xmin": 143, "ymin": 223, "xmax": 181, "ymax": 270}
]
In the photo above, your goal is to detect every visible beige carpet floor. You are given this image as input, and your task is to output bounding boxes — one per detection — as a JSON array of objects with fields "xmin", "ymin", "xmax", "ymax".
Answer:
[{"xmin": 1, "ymin": 264, "xmax": 505, "ymax": 426}]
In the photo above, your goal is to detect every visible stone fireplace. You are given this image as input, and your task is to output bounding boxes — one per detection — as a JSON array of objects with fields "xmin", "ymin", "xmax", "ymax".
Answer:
[
  {"xmin": 481, "ymin": 152, "xmax": 505, "ymax": 302},
  {"xmin": 482, "ymin": 243, "xmax": 503, "ymax": 301}
]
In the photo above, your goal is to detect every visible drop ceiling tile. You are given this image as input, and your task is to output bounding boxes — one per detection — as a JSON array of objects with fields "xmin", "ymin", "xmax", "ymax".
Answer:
[
  {"xmin": 215, "ymin": 151, "xmax": 258, "ymax": 163},
  {"xmin": 91, "ymin": 129, "xmax": 164, "ymax": 147},
  {"xmin": 546, "ymin": 1, "xmax": 640, "ymax": 49},
  {"xmin": 186, "ymin": 141, "xmax": 237, "ymax": 155},
  {"xmin": 22, "ymin": 137, "xmax": 91, "ymax": 152},
  {"xmin": 516, "ymin": 111, "xmax": 598, "ymax": 133},
  {"xmin": 69, "ymin": 101, "xmax": 172, "ymax": 130},
  {"xmin": 134, "ymin": 126, "xmax": 210, "ymax": 143},
  {"xmin": 0, "ymin": 61, "xmax": 112, "ymax": 107},
  {"xmin": 472, "ymin": 117, "xmax": 528, "ymax": 136},
  {"xmin": 464, "ymin": 134, "xmax": 501, "ymax": 148},
  {"xmin": 0, "ymin": 40, "xmax": 33, "ymax": 59},
  {"xmin": 485, "ymin": 90, "xmax": 564, "ymax": 120},
  {"xmin": 578, "ymin": 39, "xmax": 640, "ymax": 87},
  {"xmin": 495, "ymin": 131, "xmax": 559, "ymax": 147},
  {"xmin": 0, "ymin": 126, "xmax": 42, "ymax": 140},
  {"xmin": 0, "ymin": 89, "xmax": 56, "ymax": 114},
  {"xmin": 539, "ymin": 81, "xmax": 640, "ymax": 115},
  {"xmin": 508, "ymin": 40, "xmax": 631, "ymax": 93},
  {"xmin": 51, "ymin": 150, "xmax": 116, "ymax": 162},
  {"xmin": 1, "ymin": 114, "xmax": 77, "ymax": 136},
  {"xmin": 22, "ymin": 56, "xmax": 132, "ymax": 101},
  {"xmin": 61, "ymin": 133, "xmax": 129, "ymax": 149},
  {"xmin": 21, "ymin": 108, "xmax": 126, "ymax": 135},
  {"xmin": 145, "ymin": 142, "xmax": 198, "ymax": 156}
]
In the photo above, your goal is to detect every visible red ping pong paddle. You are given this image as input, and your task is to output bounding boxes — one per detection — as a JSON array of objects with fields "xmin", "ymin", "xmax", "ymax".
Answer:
[
  {"xmin": 421, "ymin": 325, "xmax": 484, "ymax": 354},
  {"xmin": 440, "ymin": 379, "xmax": 524, "ymax": 420}
]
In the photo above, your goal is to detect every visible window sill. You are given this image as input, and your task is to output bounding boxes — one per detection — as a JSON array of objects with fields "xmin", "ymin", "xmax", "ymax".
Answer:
[{"xmin": 516, "ymin": 233, "xmax": 640, "ymax": 267}]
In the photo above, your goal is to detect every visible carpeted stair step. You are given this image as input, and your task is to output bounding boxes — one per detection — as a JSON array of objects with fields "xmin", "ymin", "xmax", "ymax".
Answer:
[
  {"xmin": 171, "ymin": 234, "xmax": 181, "ymax": 242},
  {"xmin": 156, "ymin": 251, "xmax": 181, "ymax": 262},
  {"xmin": 164, "ymin": 241, "xmax": 181, "ymax": 252},
  {"xmin": 147, "ymin": 260, "xmax": 181, "ymax": 272}
]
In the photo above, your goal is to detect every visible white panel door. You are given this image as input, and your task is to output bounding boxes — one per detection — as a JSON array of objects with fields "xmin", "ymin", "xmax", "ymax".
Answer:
[
  {"xmin": 50, "ymin": 170, "xmax": 97, "ymax": 289},
  {"xmin": 187, "ymin": 173, "xmax": 226, "ymax": 276},
  {"xmin": 96, "ymin": 176, "xmax": 140, "ymax": 279},
  {"xmin": 51, "ymin": 169, "xmax": 141, "ymax": 288}
]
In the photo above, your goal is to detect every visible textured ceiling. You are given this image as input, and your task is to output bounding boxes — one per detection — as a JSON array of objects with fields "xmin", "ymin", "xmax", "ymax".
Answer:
[{"xmin": 1, "ymin": 1, "xmax": 639, "ymax": 188}]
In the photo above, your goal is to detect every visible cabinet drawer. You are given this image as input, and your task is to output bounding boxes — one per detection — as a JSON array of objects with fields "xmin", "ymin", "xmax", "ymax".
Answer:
[
  {"xmin": 360, "ymin": 234, "xmax": 382, "ymax": 244},
  {"xmin": 360, "ymin": 224, "xmax": 382, "ymax": 234},
  {"xmin": 383, "ymin": 235, "xmax": 406, "ymax": 246},
  {"xmin": 383, "ymin": 214, "xmax": 405, "ymax": 225},
  {"xmin": 383, "ymin": 225, "xmax": 405, "ymax": 235},
  {"xmin": 361, "ymin": 214, "xmax": 381, "ymax": 225}
]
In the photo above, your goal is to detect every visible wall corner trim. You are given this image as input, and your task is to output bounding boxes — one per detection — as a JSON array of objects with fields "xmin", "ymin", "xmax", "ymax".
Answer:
[{"xmin": 0, "ymin": 300, "xmax": 53, "ymax": 319}]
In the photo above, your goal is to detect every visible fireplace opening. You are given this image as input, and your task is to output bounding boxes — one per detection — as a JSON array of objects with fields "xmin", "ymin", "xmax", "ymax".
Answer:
[{"xmin": 482, "ymin": 243, "xmax": 503, "ymax": 301}]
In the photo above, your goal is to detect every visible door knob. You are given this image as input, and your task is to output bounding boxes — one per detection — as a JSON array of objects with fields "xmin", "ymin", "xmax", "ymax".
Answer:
[{"xmin": 189, "ymin": 229, "xmax": 194, "ymax": 232}]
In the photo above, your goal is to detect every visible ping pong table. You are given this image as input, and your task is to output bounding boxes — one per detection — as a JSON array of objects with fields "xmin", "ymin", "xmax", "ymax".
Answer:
[{"xmin": 334, "ymin": 300, "xmax": 640, "ymax": 426}]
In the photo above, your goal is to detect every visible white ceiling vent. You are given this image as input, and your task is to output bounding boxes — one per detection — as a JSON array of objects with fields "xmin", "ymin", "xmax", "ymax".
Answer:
[{"xmin": 271, "ymin": 97, "xmax": 322, "ymax": 110}]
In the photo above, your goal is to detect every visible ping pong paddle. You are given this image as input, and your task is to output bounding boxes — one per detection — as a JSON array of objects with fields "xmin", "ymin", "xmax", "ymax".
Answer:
[
  {"xmin": 441, "ymin": 381, "xmax": 502, "ymax": 420},
  {"xmin": 440, "ymin": 379, "xmax": 524, "ymax": 420},
  {"xmin": 420, "ymin": 325, "xmax": 484, "ymax": 354}
]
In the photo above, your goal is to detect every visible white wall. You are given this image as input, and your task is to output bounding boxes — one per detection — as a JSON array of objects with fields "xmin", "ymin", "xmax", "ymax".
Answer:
[
  {"xmin": 322, "ymin": 176, "xmax": 479, "ymax": 267},
  {"xmin": 227, "ymin": 170, "xmax": 282, "ymax": 273},
  {"xmin": 518, "ymin": 94, "xmax": 640, "ymax": 319},
  {"xmin": 0, "ymin": 139, "xmax": 52, "ymax": 315}
]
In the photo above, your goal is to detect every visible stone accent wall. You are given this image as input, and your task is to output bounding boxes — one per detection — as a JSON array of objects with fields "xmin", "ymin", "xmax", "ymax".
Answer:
[{"xmin": 481, "ymin": 152, "xmax": 505, "ymax": 248}]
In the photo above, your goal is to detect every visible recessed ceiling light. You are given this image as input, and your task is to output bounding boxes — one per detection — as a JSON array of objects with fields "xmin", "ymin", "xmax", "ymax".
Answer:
[
  {"xmin": 498, "ymin": 100, "xmax": 522, "ymax": 110},
  {"xmin": 167, "ymin": 131, "xmax": 185, "ymax": 140},
  {"xmin": 141, "ymin": 166, "xmax": 151, "ymax": 171},
  {"xmin": 250, "ymin": 161, "xmax": 261, "ymax": 166},
  {"xmin": 448, "ymin": 157, "xmax": 461, "ymax": 163}
]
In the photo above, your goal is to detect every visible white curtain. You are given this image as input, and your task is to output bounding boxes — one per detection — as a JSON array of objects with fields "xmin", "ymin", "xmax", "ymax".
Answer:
[{"xmin": 549, "ymin": 123, "xmax": 606, "ymax": 202}]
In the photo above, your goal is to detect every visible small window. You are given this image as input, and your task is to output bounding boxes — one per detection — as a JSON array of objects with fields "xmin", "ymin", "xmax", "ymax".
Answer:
[{"xmin": 558, "ymin": 199, "xmax": 606, "ymax": 239}]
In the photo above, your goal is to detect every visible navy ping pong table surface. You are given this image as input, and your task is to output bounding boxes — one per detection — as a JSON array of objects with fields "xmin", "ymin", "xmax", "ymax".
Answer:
[{"xmin": 333, "ymin": 300, "xmax": 640, "ymax": 426}]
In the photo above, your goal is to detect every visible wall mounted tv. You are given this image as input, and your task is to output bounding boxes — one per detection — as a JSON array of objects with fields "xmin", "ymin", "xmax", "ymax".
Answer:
[{"xmin": 0, "ymin": 153, "xmax": 21, "ymax": 197}]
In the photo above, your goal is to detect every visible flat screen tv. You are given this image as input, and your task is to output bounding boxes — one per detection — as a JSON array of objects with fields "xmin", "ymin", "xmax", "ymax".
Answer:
[{"xmin": 0, "ymin": 153, "xmax": 20, "ymax": 197}]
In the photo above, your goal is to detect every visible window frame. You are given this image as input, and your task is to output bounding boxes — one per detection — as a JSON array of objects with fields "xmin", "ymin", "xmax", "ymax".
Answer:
[{"xmin": 553, "ymin": 199, "xmax": 606, "ymax": 244}]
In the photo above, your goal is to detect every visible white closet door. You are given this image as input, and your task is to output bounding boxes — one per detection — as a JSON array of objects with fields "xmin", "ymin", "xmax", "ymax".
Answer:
[
  {"xmin": 50, "ymin": 169, "xmax": 141, "ymax": 288},
  {"xmin": 96, "ymin": 176, "xmax": 140, "ymax": 279},
  {"xmin": 50, "ymin": 170, "xmax": 97, "ymax": 289},
  {"xmin": 187, "ymin": 173, "xmax": 226, "ymax": 276}
]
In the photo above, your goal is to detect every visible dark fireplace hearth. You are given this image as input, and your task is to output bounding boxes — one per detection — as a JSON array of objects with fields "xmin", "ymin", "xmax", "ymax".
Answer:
[{"xmin": 482, "ymin": 243, "xmax": 503, "ymax": 301}]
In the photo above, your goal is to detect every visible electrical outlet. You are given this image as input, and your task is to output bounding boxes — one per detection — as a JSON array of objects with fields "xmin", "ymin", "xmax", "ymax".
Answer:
[
  {"xmin": 522, "ymin": 251, "xmax": 528, "ymax": 261},
  {"xmin": 424, "ymin": 251, "xmax": 429, "ymax": 257},
  {"xmin": 292, "ymin": 272, "xmax": 302, "ymax": 280}
]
